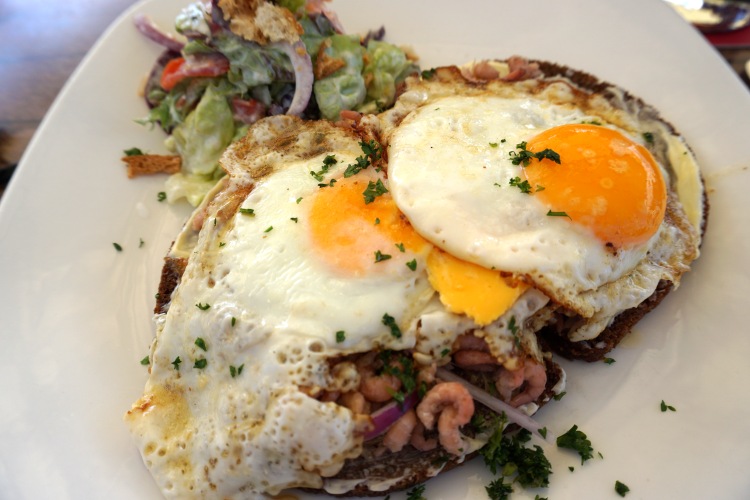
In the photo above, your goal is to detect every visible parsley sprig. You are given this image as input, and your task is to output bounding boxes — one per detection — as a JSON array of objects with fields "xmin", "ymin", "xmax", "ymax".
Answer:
[
  {"xmin": 344, "ymin": 140, "xmax": 382, "ymax": 177},
  {"xmin": 556, "ymin": 424, "xmax": 594, "ymax": 464},
  {"xmin": 363, "ymin": 178, "xmax": 389, "ymax": 204},
  {"xmin": 509, "ymin": 141, "xmax": 561, "ymax": 166},
  {"xmin": 481, "ymin": 414, "xmax": 552, "ymax": 490}
]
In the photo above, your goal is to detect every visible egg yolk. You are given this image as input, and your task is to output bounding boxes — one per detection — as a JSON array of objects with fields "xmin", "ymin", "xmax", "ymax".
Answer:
[
  {"xmin": 426, "ymin": 249, "xmax": 529, "ymax": 325},
  {"xmin": 308, "ymin": 175, "xmax": 428, "ymax": 276},
  {"xmin": 523, "ymin": 123, "xmax": 666, "ymax": 248}
]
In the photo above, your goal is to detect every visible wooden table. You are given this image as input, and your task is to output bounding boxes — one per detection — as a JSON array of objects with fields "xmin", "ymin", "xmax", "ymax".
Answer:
[
  {"xmin": 0, "ymin": 0, "xmax": 139, "ymax": 195},
  {"xmin": 1, "ymin": 0, "xmax": 748, "ymax": 198}
]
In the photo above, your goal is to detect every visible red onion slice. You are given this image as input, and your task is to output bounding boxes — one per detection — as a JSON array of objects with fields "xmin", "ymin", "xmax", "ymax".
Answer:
[
  {"xmin": 364, "ymin": 391, "xmax": 418, "ymax": 441},
  {"xmin": 134, "ymin": 13, "xmax": 186, "ymax": 53},
  {"xmin": 436, "ymin": 367, "xmax": 552, "ymax": 442},
  {"xmin": 270, "ymin": 41, "xmax": 314, "ymax": 116}
]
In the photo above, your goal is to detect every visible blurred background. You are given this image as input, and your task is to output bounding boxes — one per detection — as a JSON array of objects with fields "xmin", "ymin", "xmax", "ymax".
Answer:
[{"xmin": 1, "ymin": 0, "xmax": 749, "ymax": 198}]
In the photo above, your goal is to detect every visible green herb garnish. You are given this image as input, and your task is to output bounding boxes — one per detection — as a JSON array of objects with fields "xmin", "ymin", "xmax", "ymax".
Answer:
[
  {"xmin": 157, "ymin": 191, "xmax": 167, "ymax": 202},
  {"xmin": 140, "ymin": 355, "xmax": 150, "ymax": 366},
  {"xmin": 171, "ymin": 356, "xmax": 182, "ymax": 370},
  {"xmin": 194, "ymin": 358, "xmax": 207, "ymax": 369},
  {"xmin": 196, "ymin": 303, "xmax": 210, "ymax": 310},
  {"xmin": 615, "ymin": 480, "xmax": 630, "ymax": 496},
  {"xmin": 239, "ymin": 208, "xmax": 255, "ymax": 216},
  {"xmin": 546, "ymin": 210, "xmax": 571, "ymax": 219},
  {"xmin": 660, "ymin": 400, "xmax": 676, "ymax": 412},
  {"xmin": 374, "ymin": 250, "xmax": 392, "ymax": 262},
  {"xmin": 124, "ymin": 147, "xmax": 144, "ymax": 156},
  {"xmin": 335, "ymin": 330, "xmax": 346, "ymax": 343},
  {"xmin": 382, "ymin": 313, "xmax": 402, "ymax": 338},
  {"xmin": 405, "ymin": 484, "xmax": 426, "ymax": 500},
  {"xmin": 556, "ymin": 424, "xmax": 594, "ymax": 464},
  {"xmin": 406, "ymin": 259, "xmax": 417, "ymax": 271},
  {"xmin": 113, "ymin": 243, "xmax": 123, "ymax": 252},
  {"xmin": 603, "ymin": 357, "xmax": 616, "ymax": 365},
  {"xmin": 362, "ymin": 178, "xmax": 389, "ymax": 204},
  {"xmin": 195, "ymin": 337, "xmax": 207, "ymax": 351}
]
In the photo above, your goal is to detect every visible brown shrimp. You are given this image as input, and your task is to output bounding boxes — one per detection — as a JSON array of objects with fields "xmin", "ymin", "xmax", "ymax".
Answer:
[
  {"xmin": 382, "ymin": 410, "xmax": 418, "ymax": 453},
  {"xmin": 495, "ymin": 360, "xmax": 547, "ymax": 407},
  {"xmin": 416, "ymin": 382, "xmax": 474, "ymax": 456}
]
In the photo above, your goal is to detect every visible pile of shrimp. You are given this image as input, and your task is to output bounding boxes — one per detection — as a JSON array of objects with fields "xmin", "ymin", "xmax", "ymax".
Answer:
[{"xmin": 315, "ymin": 335, "xmax": 547, "ymax": 457}]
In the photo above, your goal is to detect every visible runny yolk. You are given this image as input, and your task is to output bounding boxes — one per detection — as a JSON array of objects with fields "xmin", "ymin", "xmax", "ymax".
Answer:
[
  {"xmin": 308, "ymin": 175, "xmax": 428, "ymax": 276},
  {"xmin": 523, "ymin": 123, "xmax": 667, "ymax": 248},
  {"xmin": 426, "ymin": 249, "xmax": 529, "ymax": 325}
]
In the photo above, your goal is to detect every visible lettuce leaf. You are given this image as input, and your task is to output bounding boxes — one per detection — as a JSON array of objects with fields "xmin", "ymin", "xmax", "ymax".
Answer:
[{"xmin": 171, "ymin": 84, "xmax": 235, "ymax": 176}]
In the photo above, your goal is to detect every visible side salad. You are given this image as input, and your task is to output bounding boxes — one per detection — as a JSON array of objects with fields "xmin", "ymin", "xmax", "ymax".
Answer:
[{"xmin": 133, "ymin": 0, "xmax": 419, "ymax": 205}]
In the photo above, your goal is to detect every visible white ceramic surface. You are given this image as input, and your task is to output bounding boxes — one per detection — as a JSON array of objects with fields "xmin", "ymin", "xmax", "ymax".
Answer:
[{"xmin": 1, "ymin": 0, "xmax": 749, "ymax": 498}]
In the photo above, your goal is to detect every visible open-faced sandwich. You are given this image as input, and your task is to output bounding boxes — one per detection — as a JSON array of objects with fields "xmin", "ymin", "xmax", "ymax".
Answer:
[{"xmin": 126, "ymin": 57, "xmax": 705, "ymax": 498}]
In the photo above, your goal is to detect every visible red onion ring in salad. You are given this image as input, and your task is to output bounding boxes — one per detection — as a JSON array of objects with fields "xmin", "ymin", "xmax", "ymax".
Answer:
[
  {"xmin": 133, "ymin": 13, "xmax": 186, "ymax": 53},
  {"xmin": 364, "ymin": 391, "xmax": 419, "ymax": 441},
  {"xmin": 270, "ymin": 40, "xmax": 314, "ymax": 116},
  {"xmin": 436, "ymin": 367, "xmax": 553, "ymax": 442}
]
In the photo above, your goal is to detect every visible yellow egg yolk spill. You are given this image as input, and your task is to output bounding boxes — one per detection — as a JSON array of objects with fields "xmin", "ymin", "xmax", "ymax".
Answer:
[
  {"xmin": 426, "ymin": 249, "xmax": 529, "ymax": 325},
  {"xmin": 523, "ymin": 123, "xmax": 667, "ymax": 248},
  {"xmin": 308, "ymin": 175, "xmax": 429, "ymax": 276}
]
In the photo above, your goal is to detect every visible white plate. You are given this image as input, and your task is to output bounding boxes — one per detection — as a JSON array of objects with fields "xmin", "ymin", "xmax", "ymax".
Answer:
[{"xmin": 1, "ymin": 0, "xmax": 749, "ymax": 498}]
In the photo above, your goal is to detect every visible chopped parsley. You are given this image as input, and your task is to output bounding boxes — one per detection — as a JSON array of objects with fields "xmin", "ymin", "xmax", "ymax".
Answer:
[
  {"xmin": 335, "ymin": 330, "xmax": 346, "ymax": 343},
  {"xmin": 507, "ymin": 316, "xmax": 521, "ymax": 348},
  {"xmin": 230, "ymin": 364, "xmax": 244, "ymax": 378},
  {"xmin": 546, "ymin": 210, "xmax": 571, "ymax": 219},
  {"xmin": 509, "ymin": 176, "xmax": 533, "ymax": 194},
  {"xmin": 171, "ymin": 356, "xmax": 182, "ymax": 370},
  {"xmin": 382, "ymin": 313, "xmax": 402, "ymax": 338},
  {"xmin": 603, "ymin": 357, "xmax": 616, "ymax": 365},
  {"xmin": 318, "ymin": 178, "xmax": 337, "ymax": 188},
  {"xmin": 539, "ymin": 427, "xmax": 548, "ymax": 439},
  {"xmin": 140, "ymin": 355, "xmax": 150, "ymax": 366},
  {"xmin": 489, "ymin": 142, "xmax": 499, "ymax": 148},
  {"xmin": 290, "ymin": 217, "xmax": 298, "ymax": 223},
  {"xmin": 405, "ymin": 484, "xmax": 426, "ymax": 500},
  {"xmin": 509, "ymin": 141, "xmax": 561, "ymax": 166},
  {"xmin": 296, "ymin": 197, "xmax": 303, "ymax": 204},
  {"xmin": 485, "ymin": 478, "xmax": 513, "ymax": 500},
  {"xmin": 440, "ymin": 348, "xmax": 450, "ymax": 357},
  {"xmin": 553, "ymin": 391, "xmax": 567, "ymax": 401},
  {"xmin": 660, "ymin": 400, "xmax": 676, "ymax": 412},
  {"xmin": 406, "ymin": 259, "xmax": 417, "ymax": 271},
  {"xmin": 395, "ymin": 242, "xmax": 405, "ymax": 252},
  {"xmin": 157, "ymin": 191, "xmax": 167, "ymax": 202},
  {"xmin": 194, "ymin": 358, "xmax": 207, "ymax": 369},
  {"xmin": 642, "ymin": 132, "xmax": 654, "ymax": 144},
  {"xmin": 615, "ymin": 480, "xmax": 630, "ymax": 496},
  {"xmin": 124, "ymin": 147, "xmax": 144, "ymax": 156},
  {"xmin": 481, "ymin": 416, "xmax": 552, "ymax": 489},
  {"xmin": 196, "ymin": 302, "xmax": 211, "ymax": 310},
  {"xmin": 374, "ymin": 250, "xmax": 392, "ymax": 262},
  {"xmin": 556, "ymin": 425, "xmax": 594, "ymax": 464},
  {"xmin": 310, "ymin": 155, "xmax": 337, "ymax": 181},
  {"xmin": 113, "ymin": 242, "xmax": 123, "ymax": 252},
  {"xmin": 421, "ymin": 68, "xmax": 437, "ymax": 79},
  {"xmin": 239, "ymin": 208, "xmax": 255, "ymax": 216},
  {"xmin": 264, "ymin": 226, "xmax": 273, "ymax": 233},
  {"xmin": 362, "ymin": 178, "xmax": 389, "ymax": 204},
  {"xmin": 344, "ymin": 140, "xmax": 381, "ymax": 177},
  {"xmin": 231, "ymin": 317, "xmax": 236, "ymax": 327},
  {"xmin": 195, "ymin": 337, "xmax": 207, "ymax": 351}
]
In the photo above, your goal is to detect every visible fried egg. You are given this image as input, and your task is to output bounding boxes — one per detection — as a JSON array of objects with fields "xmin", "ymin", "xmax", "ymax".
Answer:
[{"xmin": 376, "ymin": 66, "xmax": 702, "ymax": 341}]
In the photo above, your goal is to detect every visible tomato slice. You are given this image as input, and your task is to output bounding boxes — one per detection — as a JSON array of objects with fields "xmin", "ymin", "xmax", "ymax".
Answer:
[{"xmin": 160, "ymin": 55, "xmax": 230, "ymax": 91}]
